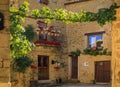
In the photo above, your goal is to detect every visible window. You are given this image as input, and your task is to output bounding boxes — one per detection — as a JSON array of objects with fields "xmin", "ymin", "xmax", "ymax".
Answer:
[
  {"xmin": 88, "ymin": 34, "xmax": 102, "ymax": 48},
  {"xmin": 85, "ymin": 31, "xmax": 105, "ymax": 49},
  {"xmin": 38, "ymin": 0, "xmax": 49, "ymax": 5}
]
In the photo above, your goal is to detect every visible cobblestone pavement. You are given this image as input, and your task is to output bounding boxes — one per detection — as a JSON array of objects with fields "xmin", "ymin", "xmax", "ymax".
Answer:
[{"xmin": 55, "ymin": 83, "xmax": 111, "ymax": 87}]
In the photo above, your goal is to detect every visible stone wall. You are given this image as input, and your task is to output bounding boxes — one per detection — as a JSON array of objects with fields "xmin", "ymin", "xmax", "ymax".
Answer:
[
  {"xmin": 30, "ymin": 46, "xmax": 63, "ymax": 81},
  {"xmin": 11, "ymin": 45, "xmax": 67, "ymax": 87},
  {"xmin": 78, "ymin": 55, "xmax": 111, "ymax": 83},
  {"xmin": 0, "ymin": 0, "xmax": 10, "ymax": 87},
  {"xmin": 65, "ymin": 0, "xmax": 113, "ymax": 83},
  {"xmin": 65, "ymin": 0, "xmax": 113, "ymax": 52},
  {"xmin": 112, "ymin": 8, "xmax": 120, "ymax": 87},
  {"xmin": 10, "ymin": 1, "xmax": 68, "ymax": 86}
]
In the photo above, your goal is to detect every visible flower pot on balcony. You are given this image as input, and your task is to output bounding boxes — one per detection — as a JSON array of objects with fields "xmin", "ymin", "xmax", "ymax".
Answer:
[
  {"xmin": 92, "ymin": 47, "xmax": 96, "ymax": 51},
  {"xmin": 54, "ymin": 66, "xmax": 60, "ymax": 71},
  {"xmin": 30, "ymin": 65, "xmax": 37, "ymax": 70}
]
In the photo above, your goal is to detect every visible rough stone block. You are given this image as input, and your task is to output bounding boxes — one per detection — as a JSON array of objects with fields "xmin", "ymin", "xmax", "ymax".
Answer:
[
  {"xmin": 0, "ymin": 33, "xmax": 10, "ymax": 48},
  {"xmin": 0, "ymin": 83, "xmax": 11, "ymax": 87},
  {"xmin": 0, "ymin": 0, "xmax": 9, "ymax": 5},
  {"xmin": 3, "ymin": 12, "xmax": 9, "ymax": 20},
  {"xmin": 4, "ymin": 20, "xmax": 10, "ymax": 28},
  {"xmin": 0, "ymin": 62, "xmax": 3, "ymax": 68},
  {"xmin": 0, "ymin": 5, "xmax": 9, "ymax": 11},
  {"xmin": 0, "ymin": 59, "xmax": 3, "ymax": 62},
  {"xmin": 3, "ymin": 60, "xmax": 10, "ymax": 68},
  {"xmin": 0, "ymin": 68, "xmax": 10, "ymax": 77}
]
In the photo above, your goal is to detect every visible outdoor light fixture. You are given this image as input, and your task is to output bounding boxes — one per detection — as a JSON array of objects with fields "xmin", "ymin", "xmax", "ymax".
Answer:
[{"xmin": 0, "ymin": 12, "xmax": 4, "ymax": 30}]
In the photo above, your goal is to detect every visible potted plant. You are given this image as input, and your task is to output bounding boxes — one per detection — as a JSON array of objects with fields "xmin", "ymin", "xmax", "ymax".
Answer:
[{"xmin": 54, "ymin": 66, "xmax": 60, "ymax": 71}]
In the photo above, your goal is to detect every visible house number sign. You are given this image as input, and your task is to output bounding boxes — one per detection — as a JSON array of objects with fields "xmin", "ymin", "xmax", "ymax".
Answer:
[{"xmin": 0, "ymin": 12, "xmax": 4, "ymax": 30}]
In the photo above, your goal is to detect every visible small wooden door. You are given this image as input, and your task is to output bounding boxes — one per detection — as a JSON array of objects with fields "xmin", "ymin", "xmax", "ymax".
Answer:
[
  {"xmin": 38, "ymin": 55, "xmax": 49, "ymax": 80},
  {"xmin": 95, "ymin": 61, "xmax": 111, "ymax": 82},
  {"xmin": 71, "ymin": 56, "xmax": 78, "ymax": 79}
]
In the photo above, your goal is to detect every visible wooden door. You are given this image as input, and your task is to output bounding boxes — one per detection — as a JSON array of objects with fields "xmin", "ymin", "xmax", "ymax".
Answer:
[
  {"xmin": 38, "ymin": 55, "xmax": 49, "ymax": 80},
  {"xmin": 95, "ymin": 61, "xmax": 111, "ymax": 82},
  {"xmin": 71, "ymin": 56, "xmax": 78, "ymax": 79}
]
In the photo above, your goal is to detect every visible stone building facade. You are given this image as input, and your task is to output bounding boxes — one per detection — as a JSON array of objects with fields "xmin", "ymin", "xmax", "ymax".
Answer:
[
  {"xmin": 65, "ymin": 0, "xmax": 113, "ymax": 83},
  {"xmin": 1, "ymin": 0, "xmax": 120, "ymax": 87},
  {"xmin": 10, "ymin": 0, "xmax": 68, "ymax": 87},
  {"xmin": 10, "ymin": 0, "xmax": 114, "ymax": 87},
  {"xmin": 0, "ymin": 0, "xmax": 10, "ymax": 87}
]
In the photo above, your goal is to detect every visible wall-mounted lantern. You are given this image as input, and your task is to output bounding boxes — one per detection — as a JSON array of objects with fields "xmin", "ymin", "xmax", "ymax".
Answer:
[{"xmin": 0, "ymin": 12, "xmax": 4, "ymax": 30}]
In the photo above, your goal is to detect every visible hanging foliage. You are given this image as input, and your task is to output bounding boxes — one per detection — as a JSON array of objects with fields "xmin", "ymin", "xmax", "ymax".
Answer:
[
  {"xmin": 14, "ymin": 56, "xmax": 32, "ymax": 73},
  {"xmin": 10, "ymin": 1, "xmax": 34, "ymax": 59},
  {"xmin": 10, "ymin": 2, "xmax": 34, "ymax": 73},
  {"xmin": 24, "ymin": 25, "xmax": 37, "ymax": 42},
  {"xmin": 31, "ymin": 3, "xmax": 119, "ymax": 26}
]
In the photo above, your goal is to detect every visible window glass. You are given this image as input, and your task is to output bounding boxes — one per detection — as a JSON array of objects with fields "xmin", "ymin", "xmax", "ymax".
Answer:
[{"xmin": 88, "ymin": 34, "xmax": 102, "ymax": 48}]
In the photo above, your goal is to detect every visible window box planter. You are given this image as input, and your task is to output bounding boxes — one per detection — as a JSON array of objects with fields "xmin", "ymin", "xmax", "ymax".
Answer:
[
  {"xmin": 34, "ymin": 40, "xmax": 61, "ymax": 46},
  {"xmin": 54, "ymin": 66, "xmax": 60, "ymax": 71},
  {"xmin": 30, "ymin": 65, "xmax": 37, "ymax": 70}
]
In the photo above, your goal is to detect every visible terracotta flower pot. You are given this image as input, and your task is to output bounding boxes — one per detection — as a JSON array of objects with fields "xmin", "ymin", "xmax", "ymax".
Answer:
[
  {"xmin": 54, "ymin": 66, "xmax": 60, "ymax": 71},
  {"xmin": 30, "ymin": 65, "xmax": 37, "ymax": 70},
  {"xmin": 92, "ymin": 47, "xmax": 96, "ymax": 51}
]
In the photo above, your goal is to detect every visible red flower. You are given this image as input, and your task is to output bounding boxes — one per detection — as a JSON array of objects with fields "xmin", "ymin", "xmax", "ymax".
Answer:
[
  {"xmin": 31, "ymin": 65, "xmax": 37, "ymax": 70},
  {"xmin": 92, "ymin": 47, "xmax": 96, "ymax": 51},
  {"xmin": 54, "ymin": 66, "xmax": 60, "ymax": 71}
]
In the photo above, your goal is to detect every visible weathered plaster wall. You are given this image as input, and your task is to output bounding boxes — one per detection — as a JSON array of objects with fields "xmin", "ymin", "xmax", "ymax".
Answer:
[
  {"xmin": 112, "ymin": 8, "xmax": 120, "ymax": 87},
  {"xmin": 0, "ymin": 0, "xmax": 10, "ymax": 87}
]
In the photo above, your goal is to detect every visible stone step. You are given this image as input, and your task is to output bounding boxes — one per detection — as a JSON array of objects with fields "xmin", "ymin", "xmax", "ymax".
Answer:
[
  {"xmin": 65, "ymin": 79, "xmax": 80, "ymax": 83},
  {"xmin": 0, "ymin": 83, "xmax": 11, "ymax": 87}
]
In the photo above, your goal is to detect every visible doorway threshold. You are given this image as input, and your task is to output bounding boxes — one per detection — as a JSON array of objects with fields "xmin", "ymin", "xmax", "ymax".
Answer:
[
  {"xmin": 38, "ymin": 80, "xmax": 51, "ymax": 83},
  {"xmin": 95, "ymin": 82, "xmax": 110, "ymax": 85}
]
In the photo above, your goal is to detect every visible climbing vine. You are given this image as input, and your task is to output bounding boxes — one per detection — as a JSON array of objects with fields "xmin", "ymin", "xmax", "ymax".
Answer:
[
  {"xmin": 10, "ymin": 1, "xmax": 119, "ymax": 72},
  {"xmin": 31, "ymin": 3, "xmax": 119, "ymax": 26},
  {"xmin": 10, "ymin": 1, "xmax": 33, "ymax": 59},
  {"xmin": 10, "ymin": 2, "xmax": 34, "ymax": 73}
]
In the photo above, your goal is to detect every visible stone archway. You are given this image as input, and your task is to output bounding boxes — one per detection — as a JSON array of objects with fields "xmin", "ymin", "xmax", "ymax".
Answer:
[{"xmin": 112, "ymin": 8, "xmax": 120, "ymax": 87}]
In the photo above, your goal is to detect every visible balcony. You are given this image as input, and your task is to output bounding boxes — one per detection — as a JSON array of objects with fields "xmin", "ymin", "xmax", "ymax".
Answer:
[
  {"xmin": 34, "ymin": 21, "xmax": 62, "ymax": 47},
  {"xmin": 34, "ymin": 40, "xmax": 61, "ymax": 46}
]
